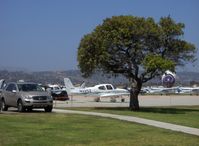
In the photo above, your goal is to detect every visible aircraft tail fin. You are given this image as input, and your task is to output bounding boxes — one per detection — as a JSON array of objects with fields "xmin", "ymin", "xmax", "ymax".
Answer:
[
  {"xmin": 80, "ymin": 82, "xmax": 86, "ymax": 88},
  {"xmin": 64, "ymin": 78, "xmax": 74, "ymax": 94},
  {"xmin": 0, "ymin": 79, "xmax": 5, "ymax": 89}
]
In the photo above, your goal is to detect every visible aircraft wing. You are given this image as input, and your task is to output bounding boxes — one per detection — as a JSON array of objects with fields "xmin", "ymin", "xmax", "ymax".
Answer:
[{"xmin": 99, "ymin": 92, "xmax": 129, "ymax": 97}]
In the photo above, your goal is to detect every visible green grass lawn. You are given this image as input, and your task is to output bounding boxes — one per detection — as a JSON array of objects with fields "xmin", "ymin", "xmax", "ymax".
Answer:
[
  {"xmin": 62, "ymin": 106, "xmax": 199, "ymax": 128},
  {"xmin": 0, "ymin": 112, "xmax": 199, "ymax": 146}
]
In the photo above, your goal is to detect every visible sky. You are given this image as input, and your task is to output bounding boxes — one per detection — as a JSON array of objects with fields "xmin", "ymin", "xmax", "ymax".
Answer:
[{"xmin": 0, "ymin": 0, "xmax": 199, "ymax": 72}]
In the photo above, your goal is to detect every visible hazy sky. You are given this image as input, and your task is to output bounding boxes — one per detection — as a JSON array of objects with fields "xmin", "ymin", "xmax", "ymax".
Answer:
[{"xmin": 0, "ymin": 0, "xmax": 198, "ymax": 72}]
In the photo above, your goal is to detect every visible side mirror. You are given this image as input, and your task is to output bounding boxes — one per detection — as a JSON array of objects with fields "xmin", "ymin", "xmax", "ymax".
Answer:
[{"xmin": 12, "ymin": 90, "xmax": 17, "ymax": 93}]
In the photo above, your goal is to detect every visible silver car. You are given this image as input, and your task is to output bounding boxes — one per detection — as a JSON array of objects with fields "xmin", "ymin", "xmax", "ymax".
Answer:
[{"xmin": 1, "ymin": 82, "xmax": 53, "ymax": 112}]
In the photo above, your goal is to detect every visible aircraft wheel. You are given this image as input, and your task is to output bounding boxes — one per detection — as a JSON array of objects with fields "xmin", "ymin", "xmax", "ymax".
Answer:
[
  {"xmin": 110, "ymin": 97, "xmax": 116, "ymax": 102},
  {"xmin": 94, "ymin": 97, "xmax": 100, "ymax": 102}
]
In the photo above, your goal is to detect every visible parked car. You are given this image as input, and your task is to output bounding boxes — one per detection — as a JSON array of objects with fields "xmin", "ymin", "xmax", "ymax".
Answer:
[
  {"xmin": 46, "ymin": 85, "xmax": 69, "ymax": 101},
  {"xmin": 1, "ymin": 82, "xmax": 53, "ymax": 112}
]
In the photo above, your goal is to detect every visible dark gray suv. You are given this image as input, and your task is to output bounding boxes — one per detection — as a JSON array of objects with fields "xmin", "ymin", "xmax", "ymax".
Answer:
[{"xmin": 1, "ymin": 82, "xmax": 53, "ymax": 112}]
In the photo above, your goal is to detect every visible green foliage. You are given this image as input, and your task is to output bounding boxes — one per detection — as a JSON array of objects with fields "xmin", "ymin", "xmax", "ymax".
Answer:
[
  {"xmin": 142, "ymin": 54, "xmax": 175, "ymax": 72},
  {"xmin": 78, "ymin": 15, "xmax": 197, "ymax": 81},
  {"xmin": 159, "ymin": 16, "xmax": 196, "ymax": 66}
]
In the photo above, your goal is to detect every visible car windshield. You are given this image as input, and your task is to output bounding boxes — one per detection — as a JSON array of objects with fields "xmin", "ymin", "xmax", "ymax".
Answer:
[{"xmin": 17, "ymin": 84, "xmax": 44, "ymax": 92}]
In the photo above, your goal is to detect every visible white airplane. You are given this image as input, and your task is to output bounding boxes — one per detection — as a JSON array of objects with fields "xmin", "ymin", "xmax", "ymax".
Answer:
[
  {"xmin": 142, "ymin": 70, "xmax": 199, "ymax": 95},
  {"xmin": 142, "ymin": 86, "xmax": 179, "ymax": 94},
  {"xmin": 177, "ymin": 87, "xmax": 199, "ymax": 94},
  {"xmin": 64, "ymin": 78, "xmax": 129, "ymax": 102},
  {"xmin": 142, "ymin": 70, "xmax": 178, "ymax": 94},
  {"xmin": 162, "ymin": 70, "xmax": 176, "ymax": 88},
  {"xmin": 161, "ymin": 70, "xmax": 199, "ymax": 94}
]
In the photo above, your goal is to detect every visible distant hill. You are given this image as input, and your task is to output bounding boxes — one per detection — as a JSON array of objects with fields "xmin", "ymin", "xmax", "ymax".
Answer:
[
  {"xmin": 0, "ymin": 70, "xmax": 199, "ymax": 87},
  {"xmin": 0, "ymin": 70, "xmax": 128, "ymax": 86}
]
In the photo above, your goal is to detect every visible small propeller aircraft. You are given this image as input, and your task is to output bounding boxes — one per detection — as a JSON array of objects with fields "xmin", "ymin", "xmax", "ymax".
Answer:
[
  {"xmin": 177, "ymin": 86, "xmax": 199, "ymax": 94},
  {"xmin": 142, "ymin": 70, "xmax": 199, "ymax": 95},
  {"xmin": 162, "ymin": 70, "xmax": 176, "ymax": 88},
  {"xmin": 64, "ymin": 78, "xmax": 129, "ymax": 102},
  {"xmin": 142, "ymin": 70, "xmax": 178, "ymax": 94}
]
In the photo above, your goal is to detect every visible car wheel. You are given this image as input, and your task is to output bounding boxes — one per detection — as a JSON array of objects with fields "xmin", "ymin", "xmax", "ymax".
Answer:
[
  {"xmin": 44, "ymin": 106, "xmax": 53, "ymax": 112},
  {"xmin": 2, "ymin": 99, "xmax": 8, "ymax": 111},
  {"xmin": 17, "ymin": 100, "xmax": 25, "ymax": 112}
]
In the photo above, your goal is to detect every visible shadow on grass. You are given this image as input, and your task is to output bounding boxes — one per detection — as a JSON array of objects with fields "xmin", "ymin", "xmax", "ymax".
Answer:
[
  {"xmin": 1, "ymin": 109, "xmax": 48, "ymax": 114},
  {"xmin": 93, "ymin": 106, "xmax": 199, "ymax": 114}
]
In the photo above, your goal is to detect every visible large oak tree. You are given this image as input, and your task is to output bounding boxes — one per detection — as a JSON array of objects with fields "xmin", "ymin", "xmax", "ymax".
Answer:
[{"xmin": 77, "ymin": 15, "xmax": 197, "ymax": 110}]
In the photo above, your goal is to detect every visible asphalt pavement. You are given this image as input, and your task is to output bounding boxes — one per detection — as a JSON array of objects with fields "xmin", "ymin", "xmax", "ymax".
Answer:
[{"xmin": 53, "ymin": 95, "xmax": 199, "ymax": 108}]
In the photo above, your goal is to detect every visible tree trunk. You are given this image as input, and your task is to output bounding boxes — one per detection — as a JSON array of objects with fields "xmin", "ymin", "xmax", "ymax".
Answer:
[
  {"xmin": 129, "ymin": 79, "xmax": 142, "ymax": 111},
  {"xmin": 129, "ymin": 88, "xmax": 139, "ymax": 111}
]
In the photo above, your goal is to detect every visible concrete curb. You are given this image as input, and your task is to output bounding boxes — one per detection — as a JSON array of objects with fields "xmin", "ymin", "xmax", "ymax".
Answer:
[{"xmin": 53, "ymin": 109, "xmax": 199, "ymax": 137}]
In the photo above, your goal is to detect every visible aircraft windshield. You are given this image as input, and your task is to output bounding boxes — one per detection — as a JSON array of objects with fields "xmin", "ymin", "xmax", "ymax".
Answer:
[
  {"xmin": 18, "ymin": 84, "xmax": 44, "ymax": 92},
  {"xmin": 106, "ymin": 85, "xmax": 113, "ymax": 90}
]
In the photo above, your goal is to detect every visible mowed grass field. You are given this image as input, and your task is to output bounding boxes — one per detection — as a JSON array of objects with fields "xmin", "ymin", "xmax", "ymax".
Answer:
[
  {"xmin": 64, "ymin": 106, "xmax": 199, "ymax": 128},
  {"xmin": 0, "ymin": 112, "xmax": 199, "ymax": 146}
]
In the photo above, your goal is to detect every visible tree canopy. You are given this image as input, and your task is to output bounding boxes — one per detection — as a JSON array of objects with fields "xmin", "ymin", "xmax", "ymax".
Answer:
[
  {"xmin": 77, "ymin": 15, "xmax": 197, "ymax": 110},
  {"xmin": 78, "ymin": 16, "xmax": 196, "ymax": 78}
]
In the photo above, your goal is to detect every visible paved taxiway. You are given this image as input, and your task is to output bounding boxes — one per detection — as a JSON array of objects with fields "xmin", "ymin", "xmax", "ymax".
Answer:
[{"xmin": 53, "ymin": 95, "xmax": 199, "ymax": 108}]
